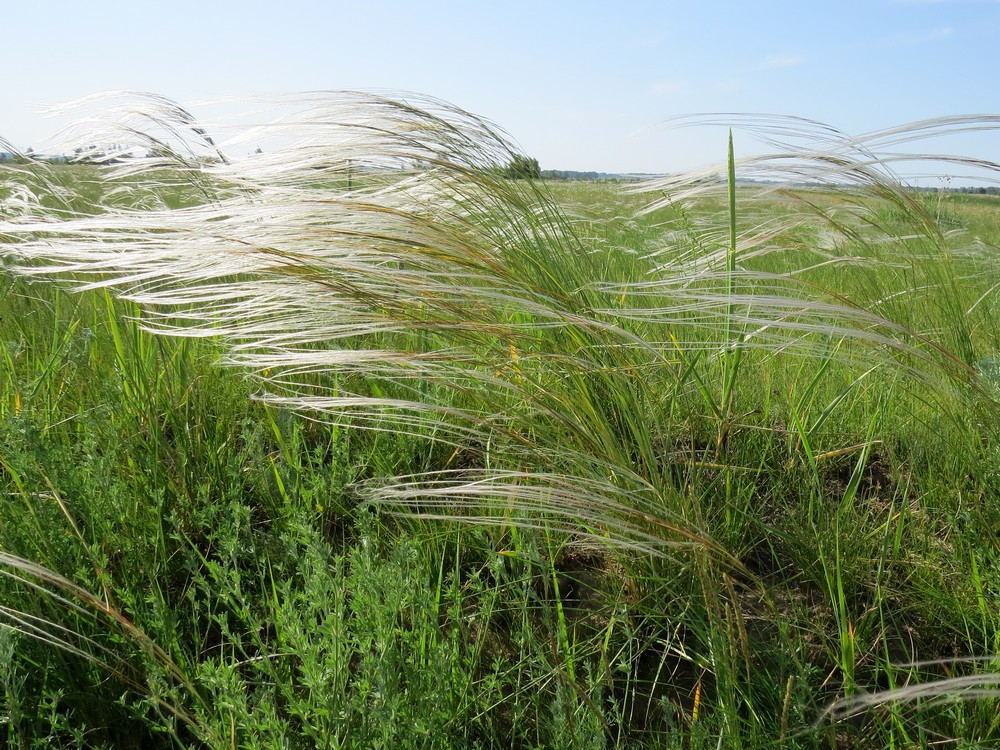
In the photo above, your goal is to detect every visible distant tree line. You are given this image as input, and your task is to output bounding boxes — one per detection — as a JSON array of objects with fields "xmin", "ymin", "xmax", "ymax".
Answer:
[
  {"xmin": 904, "ymin": 185, "xmax": 1000, "ymax": 196},
  {"xmin": 541, "ymin": 170, "xmax": 642, "ymax": 182},
  {"xmin": 72, "ymin": 144, "xmax": 130, "ymax": 164},
  {"xmin": 504, "ymin": 155, "xmax": 541, "ymax": 180},
  {"xmin": 947, "ymin": 186, "xmax": 1000, "ymax": 196},
  {"xmin": 500, "ymin": 158, "xmax": 645, "ymax": 182},
  {"xmin": 0, "ymin": 147, "xmax": 134, "ymax": 165}
]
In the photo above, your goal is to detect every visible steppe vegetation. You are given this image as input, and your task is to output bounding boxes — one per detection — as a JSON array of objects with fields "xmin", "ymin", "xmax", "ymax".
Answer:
[{"xmin": 2, "ymin": 94, "xmax": 1000, "ymax": 748}]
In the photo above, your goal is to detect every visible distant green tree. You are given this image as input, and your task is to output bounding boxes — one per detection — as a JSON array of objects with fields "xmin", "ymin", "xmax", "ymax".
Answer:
[{"xmin": 504, "ymin": 154, "xmax": 541, "ymax": 180}]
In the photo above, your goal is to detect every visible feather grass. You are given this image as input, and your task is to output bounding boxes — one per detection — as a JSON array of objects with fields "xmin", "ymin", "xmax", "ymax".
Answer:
[
  {"xmin": 4, "ymin": 93, "xmax": 997, "ymax": 553},
  {"xmin": 5, "ymin": 93, "xmax": 1000, "ymax": 743}
]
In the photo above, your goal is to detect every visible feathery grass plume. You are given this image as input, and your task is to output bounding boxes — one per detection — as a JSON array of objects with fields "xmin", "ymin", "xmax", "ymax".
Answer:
[
  {"xmin": 6, "ymin": 93, "xmax": 1000, "ymax": 745},
  {"xmin": 637, "ymin": 114, "xmax": 1000, "ymax": 386},
  {"xmin": 2, "ymin": 95, "xmax": 999, "ymax": 559},
  {"xmin": 814, "ymin": 656, "xmax": 1000, "ymax": 744},
  {"xmin": 1, "ymin": 91, "xmax": 718, "ymax": 560}
]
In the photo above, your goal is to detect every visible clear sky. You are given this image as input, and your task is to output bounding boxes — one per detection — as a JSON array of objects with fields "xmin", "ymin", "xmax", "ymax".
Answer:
[{"xmin": 3, "ymin": 0, "xmax": 998, "ymax": 175}]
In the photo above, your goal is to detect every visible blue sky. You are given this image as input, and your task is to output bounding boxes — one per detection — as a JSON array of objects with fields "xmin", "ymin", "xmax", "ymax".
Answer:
[{"xmin": 3, "ymin": 0, "xmax": 999, "ymax": 174}]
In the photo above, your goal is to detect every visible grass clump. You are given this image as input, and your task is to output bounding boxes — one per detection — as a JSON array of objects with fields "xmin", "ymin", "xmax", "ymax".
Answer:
[{"xmin": 2, "ymin": 93, "xmax": 1000, "ymax": 747}]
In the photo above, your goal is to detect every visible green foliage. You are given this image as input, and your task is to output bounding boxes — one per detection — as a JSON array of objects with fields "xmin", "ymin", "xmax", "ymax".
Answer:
[
  {"xmin": 504, "ymin": 154, "xmax": 541, "ymax": 180},
  {"xmin": 3, "ymin": 96, "xmax": 1000, "ymax": 748}
]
